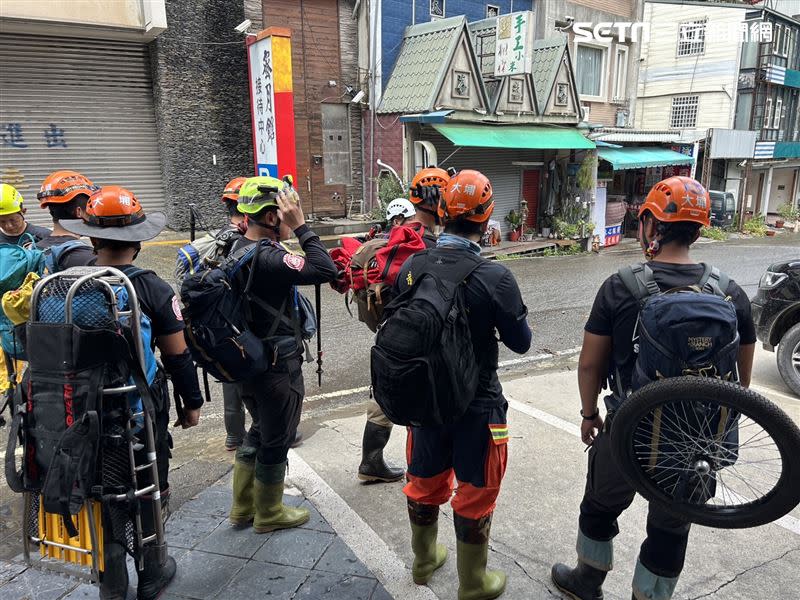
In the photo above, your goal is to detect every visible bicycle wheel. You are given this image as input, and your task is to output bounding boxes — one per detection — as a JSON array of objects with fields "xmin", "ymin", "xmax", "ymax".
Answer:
[{"xmin": 611, "ymin": 376, "xmax": 800, "ymax": 529}]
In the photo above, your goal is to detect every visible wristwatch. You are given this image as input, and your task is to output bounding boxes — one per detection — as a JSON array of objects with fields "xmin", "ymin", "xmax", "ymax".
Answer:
[{"xmin": 580, "ymin": 409, "xmax": 600, "ymax": 420}]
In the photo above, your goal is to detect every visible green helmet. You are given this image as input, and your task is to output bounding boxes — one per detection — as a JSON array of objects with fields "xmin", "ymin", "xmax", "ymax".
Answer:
[{"xmin": 236, "ymin": 176, "xmax": 285, "ymax": 215}]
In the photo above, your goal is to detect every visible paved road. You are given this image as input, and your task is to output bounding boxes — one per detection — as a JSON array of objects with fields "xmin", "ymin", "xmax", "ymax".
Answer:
[{"xmin": 2, "ymin": 234, "xmax": 800, "ymax": 597}]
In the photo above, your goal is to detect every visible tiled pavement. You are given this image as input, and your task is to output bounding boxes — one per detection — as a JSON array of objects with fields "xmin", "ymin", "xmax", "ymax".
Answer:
[{"xmin": 0, "ymin": 471, "xmax": 392, "ymax": 600}]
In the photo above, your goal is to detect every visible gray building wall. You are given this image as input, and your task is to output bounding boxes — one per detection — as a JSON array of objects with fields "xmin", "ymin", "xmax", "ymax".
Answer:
[{"xmin": 150, "ymin": 0, "xmax": 253, "ymax": 230}]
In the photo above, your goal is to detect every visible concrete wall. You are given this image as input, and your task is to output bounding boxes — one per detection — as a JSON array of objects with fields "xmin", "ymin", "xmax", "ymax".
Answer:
[
  {"xmin": 0, "ymin": 0, "xmax": 167, "ymax": 40},
  {"xmin": 149, "ymin": 0, "xmax": 253, "ymax": 229},
  {"xmin": 537, "ymin": 0, "xmax": 643, "ymax": 128},
  {"xmin": 636, "ymin": 2, "xmax": 745, "ymax": 134}
]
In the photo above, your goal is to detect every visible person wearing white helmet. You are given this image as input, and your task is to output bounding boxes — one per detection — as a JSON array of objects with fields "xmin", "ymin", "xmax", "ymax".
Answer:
[{"xmin": 385, "ymin": 197, "xmax": 416, "ymax": 228}]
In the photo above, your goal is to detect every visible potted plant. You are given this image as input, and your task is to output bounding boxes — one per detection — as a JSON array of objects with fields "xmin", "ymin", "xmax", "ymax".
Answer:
[
  {"xmin": 506, "ymin": 210, "xmax": 523, "ymax": 241},
  {"xmin": 523, "ymin": 228, "xmax": 535, "ymax": 242},
  {"xmin": 540, "ymin": 215, "xmax": 552, "ymax": 239}
]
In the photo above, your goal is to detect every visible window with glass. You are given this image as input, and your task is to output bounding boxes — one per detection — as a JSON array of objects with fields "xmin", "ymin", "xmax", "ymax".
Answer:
[
  {"xmin": 774, "ymin": 98, "xmax": 783, "ymax": 129},
  {"xmin": 576, "ymin": 44, "xmax": 605, "ymax": 98},
  {"xmin": 764, "ymin": 97, "xmax": 773, "ymax": 130},
  {"xmin": 677, "ymin": 19, "xmax": 706, "ymax": 57},
  {"xmin": 613, "ymin": 47, "xmax": 628, "ymax": 100},
  {"xmin": 670, "ymin": 95, "xmax": 698, "ymax": 128}
]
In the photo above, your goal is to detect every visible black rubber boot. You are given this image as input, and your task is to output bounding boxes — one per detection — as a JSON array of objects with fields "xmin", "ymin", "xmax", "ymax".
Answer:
[
  {"xmin": 358, "ymin": 422, "xmax": 404, "ymax": 483},
  {"xmin": 98, "ymin": 542, "xmax": 129, "ymax": 600},
  {"xmin": 136, "ymin": 544, "xmax": 177, "ymax": 600},
  {"xmin": 290, "ymin": 430, "xmax": 304, "ymax": 448},
  {"xmin": 551, "ymin": 561, "xmax": 607, "ymax": 600}
]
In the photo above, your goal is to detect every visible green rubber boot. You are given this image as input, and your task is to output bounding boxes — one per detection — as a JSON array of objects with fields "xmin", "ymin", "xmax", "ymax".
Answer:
[
  {"xmin": 454, "ymin": 513, "xmax": 506, "ymax": 600},
  {"xmin": 253, "ymin": 460, "xmax": 309, "ymax": 534},
  {"xmin": 229, "ymin": 446, "xmax": 256, "ymax": 526},
  {"xmin": 408, "ymin": 501, "xmax": 447, "ymax": 585}
]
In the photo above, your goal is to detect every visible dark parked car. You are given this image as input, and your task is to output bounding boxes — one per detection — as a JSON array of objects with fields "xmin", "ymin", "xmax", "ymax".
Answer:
[
  {"xmin": 752, "ymin": 260, "xmax": 800, "ymax": 395},
  {"xmin": 709, "ymin": 190, "xmax": 736, "ymax": 229}
]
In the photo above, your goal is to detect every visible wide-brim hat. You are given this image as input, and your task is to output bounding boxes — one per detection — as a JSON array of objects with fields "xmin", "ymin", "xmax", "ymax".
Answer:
[{"xmin": 60, "ymin": 211, "xmax": 166, "ymax": 242}]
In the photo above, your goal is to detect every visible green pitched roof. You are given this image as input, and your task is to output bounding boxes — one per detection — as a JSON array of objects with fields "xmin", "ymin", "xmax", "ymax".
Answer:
[
  {"xmin": 378, "ymin": 16, "xmax": 465, "ymax": 114},
  {"xmin": 531, "ymin": 38, "xmax": 566, "ymax": 107}
]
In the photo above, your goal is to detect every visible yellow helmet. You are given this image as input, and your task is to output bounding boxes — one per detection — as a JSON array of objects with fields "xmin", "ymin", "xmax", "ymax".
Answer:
[{"xmin": 0, "ymin": 183, "xmax": 24, "ymax": 216}]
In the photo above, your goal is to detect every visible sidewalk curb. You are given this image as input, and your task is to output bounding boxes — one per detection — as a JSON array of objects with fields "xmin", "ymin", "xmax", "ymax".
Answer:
[{"xmin": 287, "ymin": 449, "xmax": 439, "ymax": 600}]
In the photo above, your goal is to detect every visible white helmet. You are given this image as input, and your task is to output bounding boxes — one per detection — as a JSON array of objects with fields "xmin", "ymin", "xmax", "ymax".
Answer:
[{"xmin": 385, "ymin": 198, "xmax": 416, "ymax": 221}]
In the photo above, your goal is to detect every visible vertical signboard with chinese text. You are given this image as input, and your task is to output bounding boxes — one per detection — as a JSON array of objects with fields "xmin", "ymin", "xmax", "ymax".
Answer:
[
  {"xmin": 247, "ymin": 28, "xmax": 297, "ymax": 182},
  {"xmin": 494, "ymin": 12, "xmax": 533, "ymax": 77}
]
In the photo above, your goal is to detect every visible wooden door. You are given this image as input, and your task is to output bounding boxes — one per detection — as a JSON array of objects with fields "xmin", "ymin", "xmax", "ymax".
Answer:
[{"xmin": 522, "ymin": 170, "xmax": 541, "ymax": 230}]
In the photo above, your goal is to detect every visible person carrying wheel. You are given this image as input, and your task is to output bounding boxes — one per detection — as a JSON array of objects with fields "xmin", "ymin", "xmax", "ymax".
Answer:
[
  {"xmin": 61, "ymin": 186, "xmax": 204, "ymax": 599},
  {"xmin": 551, "ymin": 176, "xmax": 756, "ymax": 600},
  {"xmin": 397, "ymin": 170, "xmax": 531, "ymax": 599},
  {"xmin": 226, "ymin": 176, "xmax": 337, "ymax": 532}
]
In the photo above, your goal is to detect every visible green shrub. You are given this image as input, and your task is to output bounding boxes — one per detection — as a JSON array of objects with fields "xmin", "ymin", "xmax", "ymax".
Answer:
[
  {"xmin": 778, "ymin": 202, "xmax": 799, "ymax": 221},
  {"xmin": 700, "ymin": 226, "xmax": 728, "ymax": 241},
  {"xmin": 742, "ymin": 215, "xmax": 767, "ymax": 237}
]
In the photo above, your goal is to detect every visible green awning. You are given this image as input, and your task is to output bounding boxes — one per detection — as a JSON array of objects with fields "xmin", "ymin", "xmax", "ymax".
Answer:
[
  {"xmin": 597, "ymin": 147, "xmax": 694, "ymax": 170},
  {"xmin": 432, "ymin": 123, "xmax": 594, "ymax": 149}
]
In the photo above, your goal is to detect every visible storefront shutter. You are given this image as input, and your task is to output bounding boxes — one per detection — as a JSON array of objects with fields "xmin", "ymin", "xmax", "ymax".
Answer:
[{"xmin": 0, "ymin": 33, "xmax": 165, "ymax": 227}]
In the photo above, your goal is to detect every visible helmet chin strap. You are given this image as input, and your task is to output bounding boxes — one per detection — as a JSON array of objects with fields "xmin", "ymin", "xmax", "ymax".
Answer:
[{"xmin": 248, "ymin": 216, "xmax": 281, "ymax": 238}]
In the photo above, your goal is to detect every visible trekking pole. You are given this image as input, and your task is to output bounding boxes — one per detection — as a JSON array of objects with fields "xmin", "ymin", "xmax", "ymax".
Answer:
[
  {"xmin": 172, "ymin": 387, "xmax": 185, "ymax": 426},
  {"xmin": 202, "ymin": 369, "xmax": 212, "ymax": 404},
  {"xmin": 315, "ymin": 284, "xmax": 323, "ymax": 387},
  {"xmin": 189, "ymin": 203, "xmax": 196, "ymax": 242}
]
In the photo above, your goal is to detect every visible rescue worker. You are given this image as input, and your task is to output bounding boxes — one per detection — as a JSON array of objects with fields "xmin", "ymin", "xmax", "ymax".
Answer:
[
  {"xmin": 385, "ymin": 197, "xmax": 416, "ymax": 229},
  {"xmin": 35, "ymin": 170, "xmax": 98, "ymax": 268},
  {"xmin": 62, "ymin": 186, "xmax": 205, "ymax": 600},
  {"xmin": 227, "ymin": 176, "xmax": 336, "ymax": 533},
  {"xmin": 396, "ymin": 170, "xmax": 531, "ymax": 599},
  {"xmin": 406, "ymin": 167, "xmax": 449, "ymax": 245},
  {"xmin": 0, "ymin": 183, "xmax": 50, "ymax": 245},
  {"xmin": 357, "ymin": 181, "xmax": 445, "ymax": 484},
  {"xmin": 218, "ymin": 176, "xmax": 305, "ymax": 452},
  {"xmin": 551, "ymin": 176, "xmax": 756, "ymax": 600}
]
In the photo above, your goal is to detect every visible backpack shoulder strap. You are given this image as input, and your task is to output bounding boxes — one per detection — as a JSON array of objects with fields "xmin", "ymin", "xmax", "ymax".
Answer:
[
  {"xmin": 698, "ymin": 263, "xmax": 730, "ymax": 297},
  {"xmin": 618, "ymin": 263, "xmax": 659, "ymax": 304},
  {"xmin": 119, "ymin": 265, "xmax": 155, "ymax": 282}
]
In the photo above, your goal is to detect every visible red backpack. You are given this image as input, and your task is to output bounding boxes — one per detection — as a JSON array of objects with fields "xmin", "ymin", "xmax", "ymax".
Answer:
[{"xmin": 330, "ymin": 225, "xmax": 426, "ymax": 331}]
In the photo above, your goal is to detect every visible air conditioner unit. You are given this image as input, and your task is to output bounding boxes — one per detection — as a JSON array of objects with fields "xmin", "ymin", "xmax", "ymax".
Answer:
[{"xmin": 580, "ymin": 105, "xmax": 591, "ymax": 122}]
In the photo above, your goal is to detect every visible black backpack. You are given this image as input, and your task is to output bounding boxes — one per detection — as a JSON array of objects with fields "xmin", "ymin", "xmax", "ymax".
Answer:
[
  {"xmin": 370, "ymin": 251, "xmax": 482, "ymax": 426},
  {"xmin": 181, "ymin": 241, "xmax": 314, "ymax": 382}
]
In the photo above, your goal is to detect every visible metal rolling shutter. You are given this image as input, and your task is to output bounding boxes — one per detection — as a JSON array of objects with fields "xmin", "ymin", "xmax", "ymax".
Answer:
[
  {"xmin": 0, "ymin": 34, "xmax": 165, "ymax": 227},
  {"xmin": 421, "ymin": 128, "xmax": 542, "ymax": 234}
]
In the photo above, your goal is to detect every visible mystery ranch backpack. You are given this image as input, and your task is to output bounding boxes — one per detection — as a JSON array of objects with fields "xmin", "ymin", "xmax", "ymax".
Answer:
[
  {"xmin": 615, "ymin": 262, "xmax": 741, "ymax": 477},
  {"xmin": 175, "ymin": 227, "xmax": 241, "ymax": 284},
  {"xmin": 330, "ymin": 225, "xmax": 426, "ymax": 332},
  {"xmin": 4, "ymin": 267, "xmax": 157, "ymax": 536},
  {"xmin": 370, "ymin": 251, "xmax": 482, "ymax": 426}
]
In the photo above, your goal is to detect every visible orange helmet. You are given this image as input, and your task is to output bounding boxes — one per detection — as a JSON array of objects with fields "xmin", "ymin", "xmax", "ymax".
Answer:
[
  {"xmin": 60, "ymin": 185, "xmax": 166, "ymax": 242},
  {"xmin": 409, "ymin": 167, "xmax": 449, "ymax": 205},
  {"xmin": 222, "ymin": 177, "xmax": 246, "ymax": 203},
  {"xmin": 37, "ymin": 170, "xmax": 99, "ymax": 207},
  {"xmin": 440, "ymin": 169, "xmax": 494, "ymax": 223},
  {"xmin": 639, "ymin": 176, "xmax": 710, "ymax": 228}
]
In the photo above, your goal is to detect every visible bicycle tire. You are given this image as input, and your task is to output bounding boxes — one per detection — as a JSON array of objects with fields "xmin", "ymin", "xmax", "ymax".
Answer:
[{"xmin": 611, "ymin": 376, "xmax": 800, "ymax": 529}]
